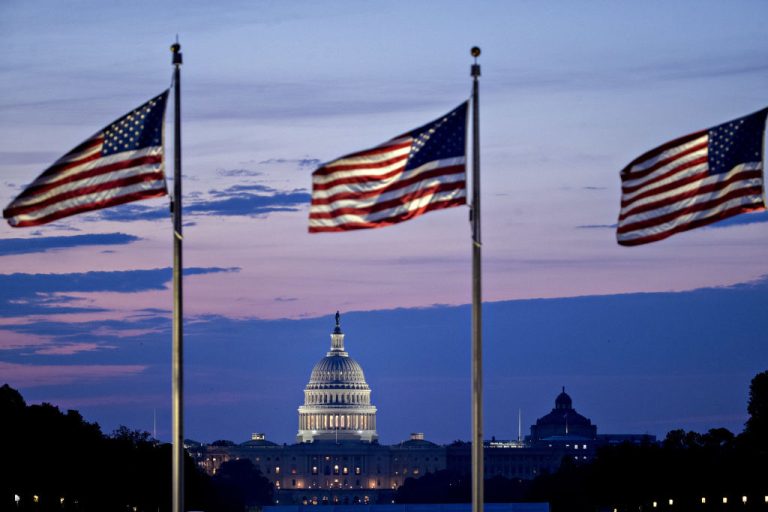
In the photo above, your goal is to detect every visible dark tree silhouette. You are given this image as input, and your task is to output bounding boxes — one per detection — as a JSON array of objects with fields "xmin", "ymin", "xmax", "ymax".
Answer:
[
  {"xmin": 212, "ymin": 458, "xmax": 274, "ymax": 511},
  {"xmin": 745, "ymin": 370, "xmax": 768, "ymax": 453},
  {"xmin": 0, "ymin": 384, "xmax": 218, "ymax": 512},
  {"xmin": 395, "ymin": 470, "xmax": 469, "ymax": 503}
]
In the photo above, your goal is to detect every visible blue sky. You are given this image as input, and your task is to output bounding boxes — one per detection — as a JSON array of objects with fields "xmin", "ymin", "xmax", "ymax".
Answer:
[{"xmin": 0, "ymin": 0, "xmax": 767, "ymax": 444}]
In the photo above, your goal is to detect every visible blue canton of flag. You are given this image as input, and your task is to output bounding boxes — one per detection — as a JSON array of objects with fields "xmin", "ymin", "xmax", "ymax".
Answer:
[
  {"xmin": 405, "ymin": 108, "xmax": 467, "ymax": 170},
  {"xmin": 708, "ymin": 112, "xmax": 765, "ymax": 175},
  {"xmin": 102, "ymin": 97, "xmax": 166, "ymax": 156},
  {"xmin": 4, "ymin": 91, "xmax": 169, "ymax": 227}
]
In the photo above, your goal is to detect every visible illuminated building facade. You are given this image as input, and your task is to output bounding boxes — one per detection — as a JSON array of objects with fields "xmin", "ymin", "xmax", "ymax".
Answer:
[
  {"xmin": 192, "ymin": 314, "xmax": 654, "ymax": 504},
  {"xmin": 195, "ymin": 433, "xmax": 444, "ymax": 505}
]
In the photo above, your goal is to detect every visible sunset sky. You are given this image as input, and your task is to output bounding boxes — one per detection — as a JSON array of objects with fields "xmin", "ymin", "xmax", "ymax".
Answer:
[{"xmin": 1, "ymin": 0, "xmax": 767, "ymax": 444}]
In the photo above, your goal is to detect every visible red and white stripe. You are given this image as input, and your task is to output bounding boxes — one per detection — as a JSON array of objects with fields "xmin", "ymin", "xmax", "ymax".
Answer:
[
  {"xmin": 309, "ymin": 138, "xmax": 466, "ymax": 232},
  {"xmin": 4, "ymin": 134, "xmax": 166, "ymax": 227},
  {"xmin": 617, "ymin": 131, "xmax": 764, "ymax": 246}
]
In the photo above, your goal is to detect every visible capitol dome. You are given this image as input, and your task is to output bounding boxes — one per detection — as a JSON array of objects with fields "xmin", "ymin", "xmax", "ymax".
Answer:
[
  {"xmin": 297, "ymin": 312, "xmax": 378, "ymax": 443},
  {"xmin": 307, "ymin": 355, "xmax": 367, "ymax": 389}
]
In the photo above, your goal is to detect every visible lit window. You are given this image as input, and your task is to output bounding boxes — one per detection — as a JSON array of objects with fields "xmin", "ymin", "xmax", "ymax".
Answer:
[
  {"xmin": 343, "ymin": 467, "xmax": 349, "ymax": 475},
  {"xmin": 312, "ymin": 466, "xmax": 318, "ymax": 475},
  {"xmin": 355, "ymin": 467, "xmax": 361, "ymax": 475},
  {"xmin": 275, "ymin": 467, "xmax": 281, "ymax": 474}
]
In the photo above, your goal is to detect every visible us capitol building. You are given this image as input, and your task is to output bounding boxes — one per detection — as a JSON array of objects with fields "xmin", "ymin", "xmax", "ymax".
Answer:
[
  {"xmin": 296, "ymin": 312, "xmax": 378, "ymax": 444},
  {"xmin": 191, "ymin": 313, "xmax": 653, "ymax": 505}
]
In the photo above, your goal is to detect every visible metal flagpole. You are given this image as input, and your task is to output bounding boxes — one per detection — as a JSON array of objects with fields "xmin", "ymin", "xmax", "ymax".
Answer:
[
  {"xmin": 470, "ymin": 46, "xmax": 483, "ymax": 512},
  {"xmin": 171, "ymin": 39, "xmax": 184, "ymax": 512}
]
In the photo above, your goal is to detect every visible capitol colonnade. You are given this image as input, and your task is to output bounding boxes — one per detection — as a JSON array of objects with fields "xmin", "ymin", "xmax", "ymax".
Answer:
[{"xmin": 299, "ymin": 413, "xmax": 376, "ymax": 432}]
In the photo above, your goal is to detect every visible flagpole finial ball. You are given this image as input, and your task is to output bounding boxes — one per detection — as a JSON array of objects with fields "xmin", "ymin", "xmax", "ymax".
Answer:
[{"xmin": 471, "ymin": 47, "xmax": 481, "ymax": 57}]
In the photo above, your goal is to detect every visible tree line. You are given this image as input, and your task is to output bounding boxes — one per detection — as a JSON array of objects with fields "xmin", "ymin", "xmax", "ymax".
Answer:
[
  {"xmin": 0, "ymin": 384, "xmax": 272, "ymax": 512},
  {"xmin": 2, "ymin": 369, "xmax": 765, "ymax": 511}
]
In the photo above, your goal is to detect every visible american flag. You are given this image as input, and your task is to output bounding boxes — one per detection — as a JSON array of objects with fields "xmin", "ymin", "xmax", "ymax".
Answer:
[
  {"xmin": 617, "ymin": 107, "xmax": 768, "ymax": 246},
  {"xmin": 4, "ymin": 91, "xmax": 169, "ymax": 228},
  {"xmin": 309, "ymin": 102, "xmax": 468, "ymax": 233}
]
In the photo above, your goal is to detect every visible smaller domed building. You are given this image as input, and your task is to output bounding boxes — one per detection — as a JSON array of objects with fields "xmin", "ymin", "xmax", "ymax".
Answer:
[{"xmin": 529, "ymin": 387, "xmax": 597, "ymax": 443}]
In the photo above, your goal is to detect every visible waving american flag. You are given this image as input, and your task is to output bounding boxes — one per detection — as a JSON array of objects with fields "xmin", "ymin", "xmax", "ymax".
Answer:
[
  {"xmin": 618, "ymin": 107, "xmax": 768, "ymax": 246},
  {"xmin": 4, "ymin": 91, "xmax": 169, "ymax": 227},
  {"xmin": 309, "ymin": 102, "xmax": 468, "ymax": 233}
]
